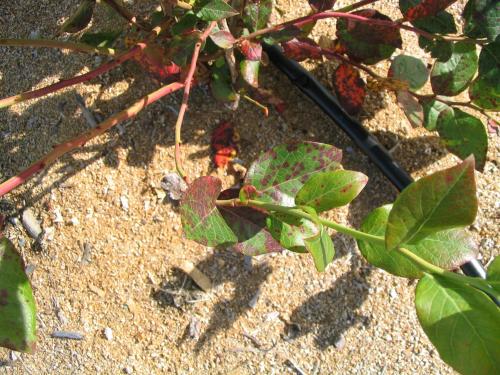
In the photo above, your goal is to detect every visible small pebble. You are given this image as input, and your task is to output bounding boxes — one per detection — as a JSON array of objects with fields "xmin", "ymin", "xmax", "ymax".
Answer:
[
  {"xmin": 51, "ymin": 331, "xmax": 84, "ymax": 340},
  {"xmin": 9, "ymin": 352, "xmax": 18, "ymax": 362},
  {"xmin": 22, "ymin": 209, "xmax": 42, "ymax": 239},
  {"xmin": 53, "ymin": 208, "xmax": 64, "ymax": 223},
  {"xmin": 161, "ymin": 173, "xmax": 187, "ymax": 201},
  {"xmin": 334, "ymin": 334, "xmax": 346, "ymax": 349},
  {"xmin": 103, "ymin": 327, "xmax": 113, "ymax": 341},
  {"xmin": 248, "ymin": 288, "xmax": 261, "ymax": 309},
  {"xmin": 120, "ymin": 195, "xmax": 129, "ymax": 212},
  {"xmin": 69, "ymin": 217, "xmax": 79, "ymax": 226},
  {"xmin": 123, "ymin": 367, "xmax": 133, "ymax": 374},
  {"xmin": 25, "ymin": 264, "xmax": 36, "ymax": 276}
]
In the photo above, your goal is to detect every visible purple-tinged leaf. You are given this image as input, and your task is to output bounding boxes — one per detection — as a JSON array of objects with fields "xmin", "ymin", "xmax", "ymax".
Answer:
[
  {"xmin": 400, "ymin": 0, "xmax": 457, "ymax": 21},
  {"xmin": 0, "ymin": 237, "xmax": 37, "ymax": 353},
  {"xmin": 245, "ymin": 142, "xmax": 342, "ymax": 206},
  {"xmin": 431, "ymin": 41, "xmax": 478, "ymax": 96},
  {"xmin": 358, "ymin": 205, "xmax": 478, "ymax": 278},
  {"xmin": 240, "ymin": 40, "xmax": 262, "ymax": 61},
  {"xmin": 295, "ymin": 170, "xmax": 368, "ymax": 212},
  {"xmin": 386, "ymin": 157, "xmax": 477, "ymax": 250},
  {"xmin": 333, "ymin": 64, "xmax": 366, "ymax": 115},
  {"xmin": 304, "ymin": 227, "xmax": 335, "ymax": 272},
  {"xmin": 209, "ymin": 30, "xmax": 236, "ymax": 49},
  {"xmin": 180, "ymin": 176, "xmax": 238, "ymax": 247},
  {"xmin": 436, "ymin": 108, "xmax": 488, "ymax": 170},
  {"xmin": 61, "ymin": 0, "xmax": 95, "ymax": 33},
  {"xmin": 281, "ymin": 38, "xmax": 323, "ymax": 62},
  {"xmin": 397, "ymin": 91, "xmax": 424, "ymax": 127},
  {"xmin": 336, "ymin": 9, "xmax": 402, "ymax": 65}
]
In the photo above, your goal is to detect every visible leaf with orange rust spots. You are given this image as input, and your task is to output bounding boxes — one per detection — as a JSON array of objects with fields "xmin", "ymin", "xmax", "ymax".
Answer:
[
  {"xmin": 336, "ymin": 9, "xmax": 402, "ymax": 64},
  {"xmin": 281, "ymin": 38, "xmax": 323, "ymax": 62},
  {"xmin": 245, "ymin": 142, "xmax": 342, "ymax": 206},
  {"xmin": 400, "ymin": 0, "xmax": 458, "ymax": 22},
  {"xmin": 333, "ymin": 64, "xmax": 366, "ymax": 115}
]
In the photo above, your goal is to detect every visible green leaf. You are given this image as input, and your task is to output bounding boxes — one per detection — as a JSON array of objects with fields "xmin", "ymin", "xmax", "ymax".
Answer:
[
  {"xmin": 266, "ymin": 213, "xmax": 318, "ymax": 253},
  {"xmin": 336, "ymin": 9, "xmax": 402, "ymax": 65},
  {"xmin": 245, "ymin": 142, "xmax": 342, "ymax": 206},
  {"xmin": 61, "ymin": 0, "xmax": 95, "ymax": 33},
  {"xmin": 304, "ymin": 227, "xmax": 335, "ymax": 272},
  {"xmin": 418, "ymin": 37, "xmax": 453, "ymax": 61},
  {"xmin": 210, "ymin": 57, "xmax": 238, "ymax": 102},
  {"xmin": 358, "ymin": 205, "xmax": 478, "ymax": 278},
  {"xmin": 171, "ymin": 11, "xmax": 199, "ymax": 36},
  {"xmin": 397, "ymin": 91, "xmax": 424, "ymax": 127},
  {"xmin": 80, "ymin": 30, "xmax": 121, "ymax": 48},
  {"xmin": 431, "ymin": 41, "xmax": 478, "ymax": 96},
  {"xmin": 240, "ymin": 60, "xmax": 260, "ymax": 88},
  {"xmin": 469, "ymin": 38, "xmax": 500, "ymax": 110},
  {"xmin": 197, "ymin": 0, "xmax": 238, "ymax": 21},
  {"xmin": 180, "ymin": 176, "xmax": 238, "ymax": 247},
  {"xmin": 487, "ymin": 256, "xmax": 500, "ymax": 281},
  {"xmin": 386, "ymin": 157, "xmax": 477, "ymax": 250},
  {"xmin": 415, "ymin": 274, "xmax": 500, "ymax": 375},
  {"xmin": 295, "ymin": 170, "xmax": 368, "ymax": 212},
  {"xmin": 421, "ymin": 99, "xmax": 451, "ymax": 131},
  {"xmin": 389, "ymin": 55, "xmax": 429, "ymax": 91},
  {"xmin": 0, "ymin": 237, "xmax": 37, "ymax": 353},
  {"xmin": 243, "ymin": 0, "xmax": 273, "ymax": 31},
  {"xmin": 463, "ymin": 0, "xmax": 499, "ymax": 42},
  {"xmin": 436, "ymin": 107, "xmax": 488, "ymax": 170},
  {"xmin": 166, "ymin": 33, "xmax": 201, "ymax": 66}
]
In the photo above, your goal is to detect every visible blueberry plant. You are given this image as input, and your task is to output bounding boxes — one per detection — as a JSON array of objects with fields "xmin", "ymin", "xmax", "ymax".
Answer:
[{"xmin": 0, "ymin": 0, "xmax": 498, "ymax": 373}]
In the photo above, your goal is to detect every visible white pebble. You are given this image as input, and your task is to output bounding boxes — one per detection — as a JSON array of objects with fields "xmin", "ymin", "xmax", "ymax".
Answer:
[
  {"xmin": 103, "ymin": 327, "xmax": 113, "ymax": 341},
  {"xmin": 22, "ymin": 209, "xmax": 42, "ymax": 239},
  {"xmin": 120, "ymin": 196, "xmax": 129, "ymax": 212}
]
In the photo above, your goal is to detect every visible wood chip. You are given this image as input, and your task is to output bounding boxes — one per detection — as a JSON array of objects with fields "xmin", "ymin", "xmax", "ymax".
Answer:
[
  {"xmin": 51, "ymin": 331, "xmax": 84, "ymax": 340},
  {"xmin": 179, "ymin": 261, "xmax": 212, "ymax": 292}
]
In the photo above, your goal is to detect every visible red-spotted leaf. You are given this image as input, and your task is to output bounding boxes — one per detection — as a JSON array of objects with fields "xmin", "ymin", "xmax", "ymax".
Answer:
[
  {"xmin": 245, "ymin": 142, "xmax": 342, "ymax": 206},
  {"xmin": 336, "ymin": 9, "xmax": 402, "ymax": 64},
  {"xmin": 386, "ymin": 157, "xmax": 477, "ymax": 250},
  {"xmin": 421, "ymin": 99, "xmax": 451, "ymax": 131},
  {"xmin": 281, "ymin": 38, "xmax": 323, "ymax": 62},
  {"xmin": 399, "ymin": 0, "xmax": 457, "ymax": 21},
  {"xmin": 266, "ymin": 214, "xmax": 318, "ymax": 253},
  {"xmin": 397, "ymin": 91, "xmax": 424, "ymax": 127},
  {"xmin": 0, "ymin": 237, "xmax": 37, "ymax": 353},
  {"xmin": 436, "ymin": 108, "xmax": 488, "ymax": 170},
  {"xmin": 305, "ymin": 227, "xmax": 335, "ymax": 272},
  {"xmin": 240, "ymin": 60, "xmax": 260, "ymax": 87},
  {"xmin": 469, "ymin": 38, "xmax": 500, "ymax": 110},
  {"xmin": 358, "ymin": 205, "xmax": 477, "ymax": 278},
  {"xmin": 217, "ymin": 189, "xmax": 282, "ymax": 256},
  {"xmin": 180, "ymin": 176, "xmax": 238, "ymax": 247},
  {"xmin": 243, "ymin": 0, "xmax": 273, "ymax": 31},
  {"xmin": 415, "ymin": 274, "xmax": 500, "ymax": 375},
  {"xmin": 295, "ymin": 170, "xmax": 368, "ymax": 212},
  {"xmin": 463, "ymin": 0, "xmax": 499, "ymax": 42},
  {"xmin": 240, "ymin": 39, "xmax": 263, "ymax": 61},
  {"xmin": 431, "ymin": 41, "xmax": 478, "ymax": 96},
  {"xmin": 333, "ymin": 64, "xmax": 366, "ymax": 115},
  {"xmin": 389, "ymin": 55, "xmax": 429, "ymax": 91},
  {"xmin": 209, "ymin": 30, "xmax": 236, "ymax": 49},
  {"xmin": 61, "ymin": 0, "xmax": 95, "ymax": 33},
  {"xmin": 308, "ymin": 0, "xmax": 336, "ymax": 12}
]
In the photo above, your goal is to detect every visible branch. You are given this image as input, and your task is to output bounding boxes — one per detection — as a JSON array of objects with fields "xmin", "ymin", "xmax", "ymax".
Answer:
[
  {"xmin": 174, "ymin": 21, "xmax": 218, "ymax": 181},
  {"xmin": 0, "ymin": 82, "xmax": 184, "ymax": 197},
  {"xmin": 238, "ymin": 11, "xmax": 484, "ymax": 45},
  {"xmin": 0, "ymin": 44, "xmax": 145, "ymax": 109},
  {"xmin": 0, "ymin": 38, "xmax": 117, "ymax": 56},
  {"xmin": 102, "ymin": 0, "xmax": 151, "ymax": 31}
]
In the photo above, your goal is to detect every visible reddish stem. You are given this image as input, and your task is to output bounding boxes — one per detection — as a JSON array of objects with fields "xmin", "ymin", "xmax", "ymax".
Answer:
[
  {"xmin": 0, "ymin": 44, "xmax": 145, "ymax": 109},
  {"xmin": 174, "ymin": 21, "xmax": 217, "ymax": 181},
  {"xmin": 239, "ymin": 11, "xmax": 472, "ymax": 43},
  {"xmin": 0, "ymin": 82, "xmax": 185, "ymax": 197}
]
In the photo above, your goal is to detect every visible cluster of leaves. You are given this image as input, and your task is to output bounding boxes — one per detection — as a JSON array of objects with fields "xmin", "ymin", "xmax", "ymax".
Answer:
[{"xmin": 179, "ymin": 141, "xmax": 500, "ymax": 374}]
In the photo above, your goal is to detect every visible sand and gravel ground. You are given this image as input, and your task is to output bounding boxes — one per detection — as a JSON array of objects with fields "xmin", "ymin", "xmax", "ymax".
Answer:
[{"xmin": 0, "ymin": 0, "xmax": 498, "ymax": 374}]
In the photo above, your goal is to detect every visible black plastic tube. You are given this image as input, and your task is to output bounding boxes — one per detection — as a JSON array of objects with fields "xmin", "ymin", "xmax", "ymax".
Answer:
[{"xmin": 264, "ymin": 43, "xmax": 487, "ymax": 279}]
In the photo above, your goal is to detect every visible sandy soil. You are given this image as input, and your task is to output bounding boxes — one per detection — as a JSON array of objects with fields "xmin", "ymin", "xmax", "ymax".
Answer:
[{"xmin": 0, "ymin": 0, "xmax": 498, "ymax": 374}]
